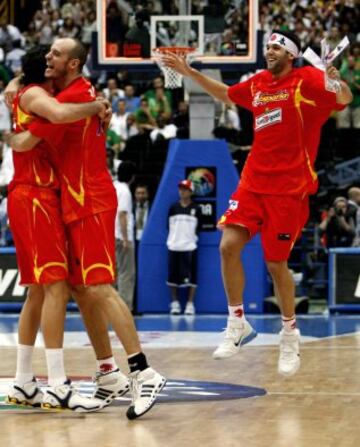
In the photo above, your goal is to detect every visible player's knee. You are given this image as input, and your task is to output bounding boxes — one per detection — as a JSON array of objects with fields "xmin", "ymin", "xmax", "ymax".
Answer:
[
  {"xmin": 220, "ymin": 237, "xmax": 242, "ymax": 259},
  {"xmin": 266, "ymin": 261, "xmax": 286, "ymax": 278},
  {"xmin": 26, "ymin": 285, "xmax": 45, "ymax": 304}
]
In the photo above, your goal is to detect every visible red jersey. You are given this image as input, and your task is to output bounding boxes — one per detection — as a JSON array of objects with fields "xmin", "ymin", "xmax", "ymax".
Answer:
[
  {"xmin": 228, "ymin": 66, "xmax": 345, "ymax": 195},
  {"xmin": 9, "ymin": 85, "xmax": 59, "ymax": 191},
  {"xmin": 29, "ymin": 77, "xmax": 117, "ymax": 224}
]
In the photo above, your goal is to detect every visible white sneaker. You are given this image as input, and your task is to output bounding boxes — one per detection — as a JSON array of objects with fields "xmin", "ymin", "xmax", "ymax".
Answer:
[
  {"xmin": 42, "ymin": 380, "xmax": 102, "ymax": 412},
  {"xmin": 278, "ymin": 328, "xmax": 301, "ymax": 376},
  {"xmin": 126, "ymin": 367, "xmax": 166, "ymax": 420},
  {"xmin": 93, "ymin": 369, "xmax": 130, "ymax": 407},
  {"xmin": 6, "ymin": 378, "xmax": 43, "ymax": 407},
  {"xmin": 184, "ymin": 302, "xmax": 195, "ymax": 315},
  {"xmin": 170, "ymin": 300, "xmax": 181, "ymax": 315},
  {"xmin": 212, "ymin": 318, "xmax": 257, "ymax": 360}
]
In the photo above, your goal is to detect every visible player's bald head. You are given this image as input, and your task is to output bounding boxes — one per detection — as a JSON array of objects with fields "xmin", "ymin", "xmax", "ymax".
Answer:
[{"xmin": 53, "ymin": 37, "xmax": 87, "ymax": 73}]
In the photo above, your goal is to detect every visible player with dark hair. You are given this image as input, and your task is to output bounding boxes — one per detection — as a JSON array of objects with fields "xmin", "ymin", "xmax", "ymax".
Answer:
[
  {"xmin": 162, "ymin": 29, "xmax": 353, "ymax": 376},
  {"xmin": 6, "ymin": 45, "xmax": 108, "ymax": 411},
  {"xmin": 8, "ymin": 38, "xmax": 166, "ymax": 419}
]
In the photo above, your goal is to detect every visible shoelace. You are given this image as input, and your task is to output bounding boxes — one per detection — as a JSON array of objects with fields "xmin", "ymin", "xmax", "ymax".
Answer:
[
  {"xmin": 280, "ymin": 339, "xmax": 298, "ymax": 360},
  {"xmin": 129, "ymin": 376, "xmax": 140, "ymax": 405},
  {"xmin": 223, "ymin": 326, "xmax": 243, "ymax": 342}
]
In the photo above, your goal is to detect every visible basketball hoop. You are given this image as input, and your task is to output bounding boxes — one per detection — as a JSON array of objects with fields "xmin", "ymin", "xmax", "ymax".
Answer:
[{"xmin": 152, "ymin": 47, "xmax": 196, "ymax": 89}]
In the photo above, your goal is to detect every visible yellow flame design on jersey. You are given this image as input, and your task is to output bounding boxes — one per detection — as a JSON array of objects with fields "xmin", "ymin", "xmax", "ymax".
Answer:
[
  {"xmin": 80, "ymin": 214, "xmax": 115, "ymax": 283},
  {"xmin": 294, "ymin": 80, "xmax": 318, "ymax": 182},
  {"xmin": 62, "ymin": 117, "xmax": 91, "ymax": 207},
  {"xmin": 32, "ymin": 198, "xmax": 68, "ymax": 282},
  {"xmin": 33, "ymin": 161, "xmax": 55, "ymax": 187}
]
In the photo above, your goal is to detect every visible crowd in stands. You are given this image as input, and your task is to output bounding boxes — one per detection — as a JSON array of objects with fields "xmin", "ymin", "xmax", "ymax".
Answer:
[{"xmin": 0, "ymin": 0, "xmax": 359, "ymax": 252}]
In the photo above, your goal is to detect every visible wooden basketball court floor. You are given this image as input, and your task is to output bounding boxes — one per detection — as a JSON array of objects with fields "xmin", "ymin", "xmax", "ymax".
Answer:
[{"xmin": 1, "ymin": 314, "xmax": 360, "ymax": 447}]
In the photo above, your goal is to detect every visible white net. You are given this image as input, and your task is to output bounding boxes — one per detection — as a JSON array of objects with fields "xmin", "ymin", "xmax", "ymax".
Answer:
[{"xmin": 153, "ymin": 48, "xmax": 194, "ymax": 89}]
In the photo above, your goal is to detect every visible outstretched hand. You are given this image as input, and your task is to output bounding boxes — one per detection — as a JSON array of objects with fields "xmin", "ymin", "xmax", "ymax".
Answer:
[
  {"xmin": 161, "ymin": 52, "xmax": 193, "ymax": 77},
  {"xmin": 326, "ymin": 65, "xmax": 341, "ymax": 81}
]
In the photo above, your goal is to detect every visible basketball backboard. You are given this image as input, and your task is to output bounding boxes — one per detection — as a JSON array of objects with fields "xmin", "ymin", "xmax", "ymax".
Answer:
[{"xmin": 95, "ymin": 0, "xmax": 259, "ymax": 69}]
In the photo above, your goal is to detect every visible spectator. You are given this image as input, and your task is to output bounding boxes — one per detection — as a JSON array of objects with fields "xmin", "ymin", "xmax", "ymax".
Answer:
[
  {"xmin": 319, "ymin": 197, "xmax": 356, "ymax": 248},
  {"xmin": 123, "ymin": 84, "xmax": 141, "ymax": 113},
  {"xmin": 81, "ymin": 10, "xmax": 97, "ymax": 47},
  {"xmin": 0, "ymin": 18, "xmax": 25, "ymax": 52},
  {"xmin": 58, "ymin": 16, "xmax": 80, "ymax": 39},
  {"xmin": 106, "ymin": 128, "xmax": 122, "ymax": 158},
  {"xmin": 173, "ymin": 100, "xmax": 189, "ymax": 138},
  {"xmin": 135, "ymin": 98, "xmax": 157, "ymax": 132},
  {"xmin": 103, "ymin": 78, "xmax": 125, "ymax": 111},
  {"xmin": 144, "ymin": 76, "xmax": 172, "ymax": 116},
  {"xmin": 150, "ymin": 114, "xmax": 177, "ymax": 142},
  {"xmin": 114, "ymin": 161, "xmax": 136, "ymax": 311},
  {"xmin": 133, "ymin": 184, "xmax": 151, "ymax": 244},
  {"xmin": 110, "ymin": 99, "xmax": 129, "ymax": 145},
  {"xmin": 336, "ymin": 55, "xmax": 360, "ymax": 129},
  {"xmin": 5, "ymin": 40, "xmax": 26, "ymax": 75},
  {"xmin": 166, "ymin": 180, "xmax": 201, "ymax": 316},
  {"xmin": 124, "ymin": 10, "xmax": 150, "ymax": 58}
]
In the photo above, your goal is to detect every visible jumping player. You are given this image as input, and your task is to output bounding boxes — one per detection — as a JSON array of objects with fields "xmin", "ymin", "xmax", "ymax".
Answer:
[
  {"xmin": 6, "ymin": 46, "xmax": 109, "ymax": 411},
  {"xmin": 162, "ymin": 30, "xmax": 352, "ymax": 376},
  {"xmin": 9, "ymin": 38, "xmax": 166, "ymax": 418}
]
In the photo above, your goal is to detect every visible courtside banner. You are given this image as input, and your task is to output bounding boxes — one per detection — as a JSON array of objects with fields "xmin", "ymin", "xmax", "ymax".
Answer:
[{"xmin": 0, "ymin": 248, "xmax": 26, "ymax": 302}]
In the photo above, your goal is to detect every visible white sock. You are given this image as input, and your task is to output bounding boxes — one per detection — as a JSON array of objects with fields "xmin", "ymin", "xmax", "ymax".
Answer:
[
  {"xmin": 15, "ymin": 344, "xmax": 34, "ymax": 385},
  {"xmin": 282, "ymin": 315, "xmax": 296, "ymax": 332},
  {"xmin": 228, "ymin": 304, "xmax": 246, "ymax": 324},
  {"xmin": 45, "ymin": 349, "xmax": 67, "ymax": 387},
  {"xmin": 96, "ymin": 356, "xmax": 118, "ymax": 374}
]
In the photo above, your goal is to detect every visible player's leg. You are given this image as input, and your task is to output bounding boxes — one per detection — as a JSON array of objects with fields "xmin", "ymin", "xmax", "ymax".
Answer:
[
  {"xmin": 213, "ymin": 224, "xmax": 257, "ymax": 359},
  {"xmin": 67, "ymin": 210, "xmax": 166, "ymax": 418},
  {"xmin": 261, "ymin": 194, "xmax": 307, "ymax": 376},
  {"xmin": 40, "ymin": 280, "xmax": 102, "ymax": 412},
  {"xmin": 6, "ymin": 188, "xmax": 46, "ymax": 406},
  {"xmin": 6, "ymin": 285, "xmax": 45, "ymax": 407},
  {"xmin": 74, "ymin": 283, "xmax": 166, "ymax": 418}
]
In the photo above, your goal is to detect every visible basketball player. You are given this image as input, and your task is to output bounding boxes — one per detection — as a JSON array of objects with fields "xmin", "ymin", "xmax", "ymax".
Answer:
[
  {"xmin": 6, "ymin": 46, "xmax": 110, "ymax": 412},
  {"xmin": 162, "ymin": 30, "xmax": 352, "ymax": 375},
  {"xmin": 9, "ymin": 38, "xmax": 166, "ymax": 419}
]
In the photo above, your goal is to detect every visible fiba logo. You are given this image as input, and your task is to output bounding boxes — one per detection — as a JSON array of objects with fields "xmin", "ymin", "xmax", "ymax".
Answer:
[{"xmin": 187, "ymin": 168, "xmax": 216, "ymax": 197}]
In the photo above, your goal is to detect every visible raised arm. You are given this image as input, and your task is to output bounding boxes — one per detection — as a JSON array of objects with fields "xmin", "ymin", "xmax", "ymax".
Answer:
[
  {"xmin": 326, "ymin": 66, "xmax": 353, "ymax": 105},
  {"xmin": 22, "ymin": 87, "xmax": 108, "ymax": 124},
  {"xmin": 162, "ymin": 53, "xmax": 232, "ymax": 105}
]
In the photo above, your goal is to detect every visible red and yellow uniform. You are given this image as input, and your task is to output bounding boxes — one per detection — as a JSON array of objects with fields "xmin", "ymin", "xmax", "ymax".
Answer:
[
  {"xmin": 218, "ymin": 66, "xmax": 346, "ymax": 261},
  {"xmin": 8, "ymin": 85, "xmax": 68, "ymax": 284},
  {"xmin": 29, "ymin": 77, "xmax": 117, "ymax": 285}
]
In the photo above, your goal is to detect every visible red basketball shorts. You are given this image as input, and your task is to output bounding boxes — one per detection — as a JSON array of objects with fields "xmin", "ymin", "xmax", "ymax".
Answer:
[
  {"xmin": 65, "ymin": 209, "xmax": 116, "ymax": 286},
  {"xmin": 7, "ymin": 185, "xmax": 68, "ymax": 285},
  {"xmin": 218, "ymin": 187, "xmax": 309, "ymax": 261}
]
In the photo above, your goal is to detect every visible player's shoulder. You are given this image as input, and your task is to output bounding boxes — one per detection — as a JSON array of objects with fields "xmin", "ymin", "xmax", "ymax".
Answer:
[
  {"xmin": 20, "ymin": 84, "xmax": 48, "ymax": 98},
  {"xmin": 293, "ymin": 65, "xmax": 323, "ymax": 80}
]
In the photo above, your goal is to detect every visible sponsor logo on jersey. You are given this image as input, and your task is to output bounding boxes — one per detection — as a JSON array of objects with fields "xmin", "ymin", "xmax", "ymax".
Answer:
[
  {"xmin": 252, "ymin": 90, "xmax": 289, "ymax": 107},
  {"xmin": 255, "ymin": 108, "xmax": 282, "ymax": 131}
]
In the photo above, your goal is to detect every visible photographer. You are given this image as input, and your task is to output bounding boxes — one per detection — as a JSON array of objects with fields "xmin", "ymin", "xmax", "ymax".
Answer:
[{"xmin": 319, "ymin": 197, "xmax": 356, "ymax": 248}]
